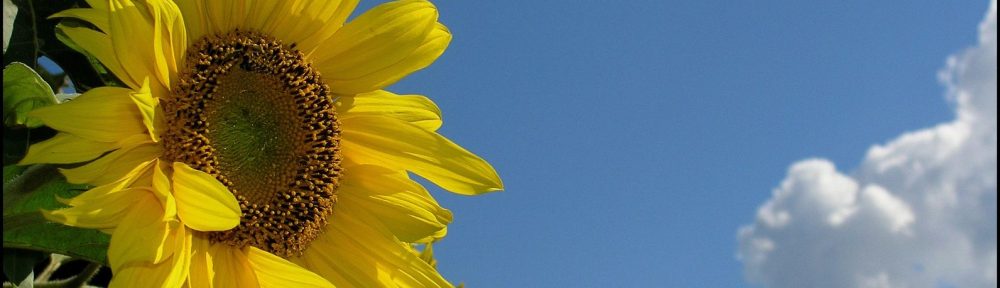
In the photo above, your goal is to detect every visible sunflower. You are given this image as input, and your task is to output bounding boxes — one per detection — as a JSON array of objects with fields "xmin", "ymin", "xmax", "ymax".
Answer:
[{"xmin": 19, "ymin": 0, "xmax": 501, "ymax": 286}]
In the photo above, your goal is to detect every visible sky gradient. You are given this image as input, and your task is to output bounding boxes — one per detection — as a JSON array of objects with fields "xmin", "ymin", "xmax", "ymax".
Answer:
[{"xmin": 367, "ymin": 1, "xmax": 996, "ymax": 287}]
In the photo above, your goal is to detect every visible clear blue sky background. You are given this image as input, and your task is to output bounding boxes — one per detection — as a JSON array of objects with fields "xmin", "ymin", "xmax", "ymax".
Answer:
[{"xmin": 363, "ymin": 1, "xmax": 988, "ymax": 287}]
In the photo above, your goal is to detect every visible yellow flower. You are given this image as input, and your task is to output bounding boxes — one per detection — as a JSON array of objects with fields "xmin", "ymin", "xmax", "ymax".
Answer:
[{"xmin": 20, "ymin": 0, "xmax": 502, "ymax": 287}]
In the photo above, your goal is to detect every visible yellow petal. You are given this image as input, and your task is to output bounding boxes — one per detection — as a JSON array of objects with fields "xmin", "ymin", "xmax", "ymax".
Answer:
[
  {"xmin": 235, "ymin": 0, "xmax": 358, "ymax": 53},
  {"xmin": 297, "ymin": 204, "xmax": 452, "ymax": 287},
  {"xmin": 110, "ymin": 225, "xmax": 191, "ymax": 288},
  {"xmin": 171, "ymin": 162, "xmax": 240, "ymax": 231},
  {"xmin": 341, "ymin": 22, "xmax": 451, "ymax": 93},
  {"xmin": 174, "ymin": 0, "xmax": 209, "ymax": 41},
  {"xmin": 315, "ymin": 0, "xmax": 444, "ymax": 94},
  {"xmin": 418, "ymin": 242, "xmax": 437, "ymax": 268},
  {"xmin": 211, "ymin": 246, "xmax": 260, "ymax": 288},
  {"xmin": 340, "ymin": 164, "xmax": 452, "ymax": 242},
  {"xmin": 130, "ymin": 78, "xmax": 165, "ymax": 142},
  {"xmin": 203, "ymin": 0, "xmax": 246, "ymax": 40},
  {"xmin": 60, "ymin": 139, "xmax": 161, "ymax": 186},
  {"xmin": 154, "ymin": 0, "xmax": 188, "ymax": 78},
  {"xmin": 341, "ymin": 116, "xmax": 502, "ymax": 194},
  {"xmin": 337, "ymin": 90, "xmax": 442, "ymax": 131},
  {"xmin": 55, "ymin": 24, "xmax": 137, "ymax": 89},
  {"xmin": 50, "ymin": 8, "xmax": 109, "ymax": 33},
  {"xmin": 29, "ymin": 86, "xmax": 146, "ymax": 143},
  {"xmin": 19, "ymin": 133, "xmax": 119, "ymax": 165},
  {"xmin": 246, "ymin": 247, "xmax": 334, "ymax": 288},
  {"xmin": 316, "ymin": 0, "xmax": 437, "ymax": 73},
  {"xmin": 176, "ymin": 0, "xmax": 356, "ymax": 53},
  {"xmin": 62, "ymin": 159, "xmax": 154, "ymax": 207},
  {"xmin": 42, "ymin": 187, "xmax": 147, "ymax": 229},
  {"xmin": 283, "ymin": 0, "xmax": 359, "ymax": 55},
  {"xmin": 151, "ymin": 160, "xmax": 178, "ymax": 220},
  {"xmin": 240, "ymin": 0, "xmax": 278, "ymax": 34},
  {"xmin": 108, "ymin": 0, "xmax": 183, "ymax": 93},
  {"xmin": 107, "ymin": 194, "xmax": 172, "ymax": 272},
  {"xmin": 244, "ymin": 1, "xmax": 289, "ymax": 40},
  {"xmin": 106, "ymin": 0, "xmax": 155, "ymax": 83},
  {"xmin": 188, "ymin": 234, "xmax": 216, "ymax": 288},
  {"xmin": 84, "ymin": 0, "xmax": 109, "ymax": 13}
]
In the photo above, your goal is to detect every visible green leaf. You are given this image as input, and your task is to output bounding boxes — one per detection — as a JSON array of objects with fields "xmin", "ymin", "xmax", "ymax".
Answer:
[
  {"xmin": 3, "ymin": 62, "xmax": 57, "ymax": 128},
  {"xmin": 3, "ymin": 164, "xmax": 109, "ymax": 265},
  {"xmin": 2, "ymin": 248, "xmax": 45, "ymax": 287},
  {"xmin": 3, "ymin": 164, "xmax": 26, "ymax": 183}
]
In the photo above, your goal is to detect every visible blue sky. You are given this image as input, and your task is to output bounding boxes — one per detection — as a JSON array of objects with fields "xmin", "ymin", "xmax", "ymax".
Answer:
[{"xmin": 370, "ymin": 1, "xmax": 994, "ymax": 287}]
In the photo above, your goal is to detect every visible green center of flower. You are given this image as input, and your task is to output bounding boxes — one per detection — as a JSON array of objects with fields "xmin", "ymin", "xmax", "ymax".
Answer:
[
  {"xmin": 161, "ymin": 31, "xmax": 342, "ymax": 257},
  {"xmin": 205, "ymin": 68, "xmax": 304, "ymax": 204}
]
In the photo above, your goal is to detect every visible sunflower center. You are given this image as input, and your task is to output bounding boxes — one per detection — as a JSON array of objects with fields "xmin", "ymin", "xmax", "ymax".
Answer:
[
  {"xmin": 206, "ymin": 68, "xmax": 304, "ymax": 203},
  {"xmin": 161, "ymin": 31, "xmax": 342, "ymax": 257}
]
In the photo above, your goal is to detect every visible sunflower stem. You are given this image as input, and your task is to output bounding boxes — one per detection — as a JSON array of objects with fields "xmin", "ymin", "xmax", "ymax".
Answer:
[
  {"xmin": 33, "ymin": 262, "xmax": 100, "ymax": 288},
  {"xmin": 64, "ymin": 262, "xmax": 100, "ymax": 288},
  {"xmin": 35, "ymin": 254, "xmax": 70, "ymax": 282}
]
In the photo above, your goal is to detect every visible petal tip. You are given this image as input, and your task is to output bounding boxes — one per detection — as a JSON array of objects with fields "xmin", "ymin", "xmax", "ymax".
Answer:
[{"xmin": 171, "ymin": 162, "xmax": 241, "ymax": 231}]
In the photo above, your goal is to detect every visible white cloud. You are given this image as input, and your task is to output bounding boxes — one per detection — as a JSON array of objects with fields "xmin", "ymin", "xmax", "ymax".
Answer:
[{"xmin": 737, "ymin": 1, "xmax": 998, "ymax": 287}]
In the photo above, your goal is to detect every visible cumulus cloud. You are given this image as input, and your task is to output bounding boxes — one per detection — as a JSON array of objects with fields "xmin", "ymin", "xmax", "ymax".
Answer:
[{"xmin": 737, "ymin": 1, "xmax": 997, "ymax": 287}]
